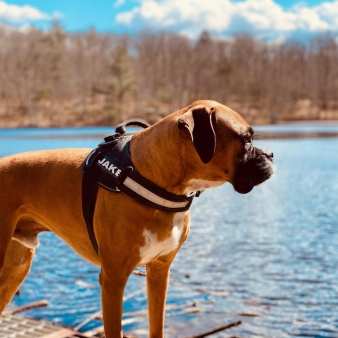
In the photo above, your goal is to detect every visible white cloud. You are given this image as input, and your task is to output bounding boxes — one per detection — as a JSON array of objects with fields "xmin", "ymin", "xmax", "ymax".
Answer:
[
  {"xmin": 115, "ymin": 0, "xmax": 338, "ymax": 39},
  {"xmin": 114, "ymin": 0, "xmax": 126, "ymax": 8},
  {"xmin": 315, "ymin": 0, "xmax": 338, "ymax": 27},
  {"xmin": 0, "ymin": 1, "xmax": 49, "ymax": 23}
]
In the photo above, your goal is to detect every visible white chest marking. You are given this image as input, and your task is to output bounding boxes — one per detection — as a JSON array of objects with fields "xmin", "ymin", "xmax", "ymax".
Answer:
[{"xmin": 139, "ymin": 212, "xmax": 187, "ymax": 265}]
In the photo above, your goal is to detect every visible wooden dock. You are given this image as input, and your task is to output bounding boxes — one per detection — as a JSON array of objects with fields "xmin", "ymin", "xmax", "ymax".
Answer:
[
  {"xmin": 0, "ymin": 314, "xmax": 90, "ymax": 338},
  {"xmin": 1, "ymin": 284, "xmax": 242, "ymax": 337}
]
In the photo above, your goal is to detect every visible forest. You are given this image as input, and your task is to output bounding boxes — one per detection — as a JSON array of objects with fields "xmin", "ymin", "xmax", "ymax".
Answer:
[{"xmin": 0, "ymin": 23, "xmax": 337, "ymax": 127}]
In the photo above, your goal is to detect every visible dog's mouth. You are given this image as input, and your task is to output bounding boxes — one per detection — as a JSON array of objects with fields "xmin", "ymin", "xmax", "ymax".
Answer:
[
  {"xmin": 232, "ymin": 147, "xmax": 274, "ymax": 194},
  {"xmin": 233, "ymin": 184, "xmax": 254, "ymax": 194}
]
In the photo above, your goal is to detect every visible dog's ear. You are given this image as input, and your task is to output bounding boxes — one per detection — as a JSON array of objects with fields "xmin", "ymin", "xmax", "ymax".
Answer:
[{"xmin": 178, "ymin": 107, "xmax": 216, "ymax": 163}]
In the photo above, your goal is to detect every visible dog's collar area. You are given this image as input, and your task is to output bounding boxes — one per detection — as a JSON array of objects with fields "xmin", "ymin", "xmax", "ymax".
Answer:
[{"xmin": 82, "ymin": 120, "xmax": 200, "ymax": 255}]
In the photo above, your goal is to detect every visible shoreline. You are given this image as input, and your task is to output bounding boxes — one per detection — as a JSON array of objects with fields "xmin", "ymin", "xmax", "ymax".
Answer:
[
  {"xmin": 2, "ymin": 131, "xmax": 338, "ymax": 140},
  {"xmin": 256, "ymin": 132, "xmax": 338, "ymax": 140}
]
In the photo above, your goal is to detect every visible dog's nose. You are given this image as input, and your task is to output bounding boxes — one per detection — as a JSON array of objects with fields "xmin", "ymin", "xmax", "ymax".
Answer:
[{"xmin": 264, "ymin": 151, "xmax": 274, "ymax": 161}]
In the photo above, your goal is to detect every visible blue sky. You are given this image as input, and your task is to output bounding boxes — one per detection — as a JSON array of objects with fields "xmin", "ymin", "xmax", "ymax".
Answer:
[{"xmin": 0, "ymin": 0, "xmax": 337, "ymax": 39}]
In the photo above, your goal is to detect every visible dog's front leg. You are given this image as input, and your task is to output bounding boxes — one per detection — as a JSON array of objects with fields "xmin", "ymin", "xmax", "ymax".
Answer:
[
  {"xmin": 100, "ymin": 266, "xmax": 131, "ymax": 338},
  {"xmin": 146, "ymin": 253, "xmax": 175, "ymax": 338}
]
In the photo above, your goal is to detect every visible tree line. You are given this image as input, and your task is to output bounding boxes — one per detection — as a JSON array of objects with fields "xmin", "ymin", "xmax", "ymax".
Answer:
[{"xmin": 0, "ymin": 23, "xmax": 337, "ymax": 127}]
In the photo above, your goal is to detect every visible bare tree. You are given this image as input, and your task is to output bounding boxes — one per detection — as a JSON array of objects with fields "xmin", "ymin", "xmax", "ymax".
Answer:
[{"xmin": 0, "ymin": 26, "xmax": 337, "ymax": 127}]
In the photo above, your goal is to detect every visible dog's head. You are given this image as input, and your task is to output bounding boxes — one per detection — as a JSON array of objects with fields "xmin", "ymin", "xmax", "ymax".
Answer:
[{"xmin": 177, "ymin": 100, "xmax": 274, "ymax": 194}]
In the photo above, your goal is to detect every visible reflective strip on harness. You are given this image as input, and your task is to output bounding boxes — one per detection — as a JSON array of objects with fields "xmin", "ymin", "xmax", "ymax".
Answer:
[{"xmin": 123, "ymin": 176, "xmax": 190, "ymax": 209}]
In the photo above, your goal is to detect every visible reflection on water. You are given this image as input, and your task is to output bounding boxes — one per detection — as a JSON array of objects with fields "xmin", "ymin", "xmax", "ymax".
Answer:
[{"xmin": 2, "ymin": 129, "xmax": 338, "ymax": 337}]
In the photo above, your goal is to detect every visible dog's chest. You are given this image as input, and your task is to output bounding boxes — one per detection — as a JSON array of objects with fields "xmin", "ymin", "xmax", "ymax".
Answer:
[{"xmin": 139, "ymin": 212, "xmax": 187, "ymax": 265}]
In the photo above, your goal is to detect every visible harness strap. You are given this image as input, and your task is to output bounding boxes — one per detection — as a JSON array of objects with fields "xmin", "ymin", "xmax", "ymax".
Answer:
[{"xmin": 82, "ymin": 170, "xmax": 99, "ymax": 254}]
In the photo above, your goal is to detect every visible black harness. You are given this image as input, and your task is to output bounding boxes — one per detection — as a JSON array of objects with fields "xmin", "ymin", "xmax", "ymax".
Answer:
[{"xmin": 82, "ymin": 121, "xmax": 198, "ymax": 255}]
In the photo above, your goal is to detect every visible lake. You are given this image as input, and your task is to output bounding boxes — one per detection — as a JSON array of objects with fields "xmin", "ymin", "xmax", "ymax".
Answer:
[{"xmin": 1, "ymin": 125, "xmax": 338, "ymax": 337}]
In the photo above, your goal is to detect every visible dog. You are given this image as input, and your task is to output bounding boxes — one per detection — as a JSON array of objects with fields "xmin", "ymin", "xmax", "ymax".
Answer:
[{"xmin": 0, "ymin": 100, "xmax": 273, "ymax": 337}]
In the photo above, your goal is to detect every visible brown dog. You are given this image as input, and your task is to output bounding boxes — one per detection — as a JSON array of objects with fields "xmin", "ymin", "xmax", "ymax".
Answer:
[{"xmin": 0, "ymin": 100, "xmax": 273, "ymax": 337}]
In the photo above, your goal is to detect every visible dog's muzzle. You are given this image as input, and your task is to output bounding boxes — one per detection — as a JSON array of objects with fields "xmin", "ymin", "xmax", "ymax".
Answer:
[{"xmin": 232, "ymin": 147, "xmax": 274, "ymax": 194}]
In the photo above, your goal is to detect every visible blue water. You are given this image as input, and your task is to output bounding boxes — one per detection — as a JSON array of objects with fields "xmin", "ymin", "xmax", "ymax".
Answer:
[
  {"xmin": 1, "ymin": 127, "xmax": 338, "ymax": 337},
  {"xmin": 0, "ymin": 127, "xmax": 140, "ymax": 158}
]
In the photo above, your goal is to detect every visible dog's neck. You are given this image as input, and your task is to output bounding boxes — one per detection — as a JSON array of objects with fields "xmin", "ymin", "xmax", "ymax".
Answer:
[{"xmin": 130, "ymin": 118, "xmax": 193, "ymax": 196}]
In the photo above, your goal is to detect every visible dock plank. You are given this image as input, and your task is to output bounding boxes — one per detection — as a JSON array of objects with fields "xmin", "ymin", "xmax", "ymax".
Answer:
[{"xmin": 0, "ymin": 315, "xmax": 90, "ymax": 338}]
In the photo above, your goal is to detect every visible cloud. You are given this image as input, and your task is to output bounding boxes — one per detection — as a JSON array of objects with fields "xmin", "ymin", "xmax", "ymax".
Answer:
[
  {"xmin": 0, "ymin": 1, "xmax": 49, "ymax": 23},
  {"xmin": 114, "ymin": 0, "xmax": 126, "ymax": 8},
  {"xmin": 115, "ymin": 0, "xmax": 338, "ymax": 39}
]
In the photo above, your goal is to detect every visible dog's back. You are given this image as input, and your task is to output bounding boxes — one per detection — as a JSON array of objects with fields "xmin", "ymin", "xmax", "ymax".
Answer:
[
  {"xmin": 0, "ymin": 149, "xmax": 89, "ymax": 226},
  {"xmin": 0, "ymin": 149, "xmax": 100, "ymax": 270}
]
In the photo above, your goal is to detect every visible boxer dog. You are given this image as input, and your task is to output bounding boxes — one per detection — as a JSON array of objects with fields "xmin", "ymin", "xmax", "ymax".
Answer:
[{"xmin": 0, "ymin": 100, "xmax": 273, "ymax": 337}]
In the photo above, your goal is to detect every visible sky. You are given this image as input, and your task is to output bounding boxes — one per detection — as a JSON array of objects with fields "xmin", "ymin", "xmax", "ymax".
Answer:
[{"xmin": 0, "ymin": 0, "xmax": 337, "ymax": 40}]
